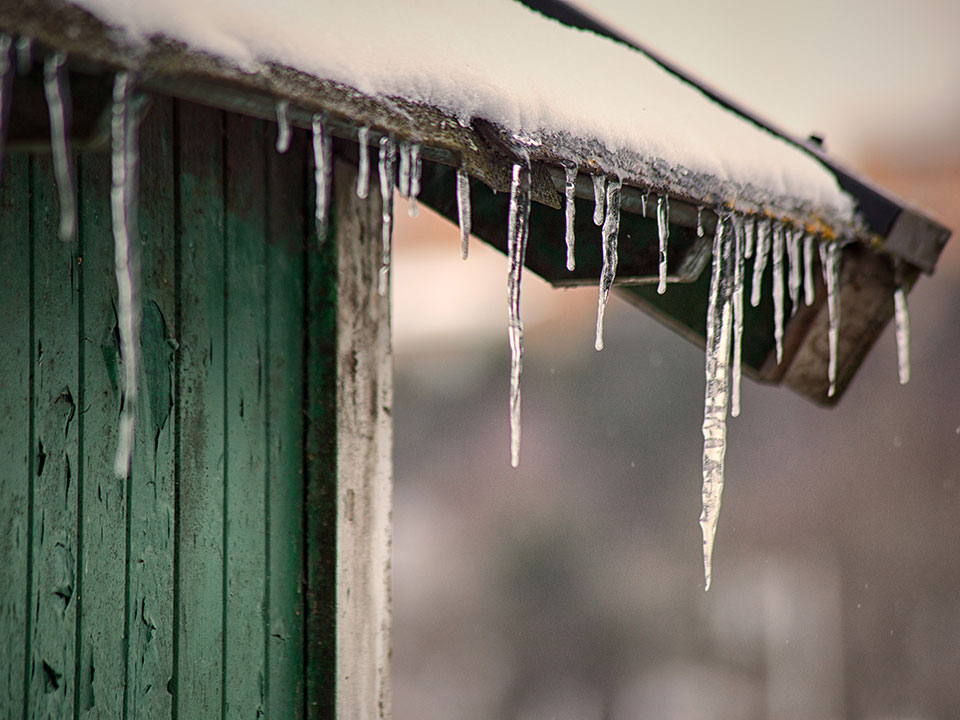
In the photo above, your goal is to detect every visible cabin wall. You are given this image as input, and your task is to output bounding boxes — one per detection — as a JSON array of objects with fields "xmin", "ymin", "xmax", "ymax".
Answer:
[{"xmin": 0, "ymin": 95, "xmax": 391, "ymax": 719}]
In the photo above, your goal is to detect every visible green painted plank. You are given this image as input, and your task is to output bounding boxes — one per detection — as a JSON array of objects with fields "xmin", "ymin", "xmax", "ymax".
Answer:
[
  {"xmin": 125, "ymin": 96, "xmax": 176, "ymax": 720},
  {"xmin": 174, "ymin": 100, "xmax": 226, "ymax": 719},
  {"xmin": 265, "ymin": 126, "xmax": 306, "ymax": 719},
  {"xmin": 74, "ymin": 149, "xmax": 127, "ymax": 720},
  {"xmin": 0, "ymin": 153, "xmax": 30, "ymax": 720},
  {"xmin": 223, "ymin": 111, "xmax": 268, "ymax": 720},
  {"xmin": 28, "ymin": 153, "xmax": 79, "ymax": 719},
  {"xmin": 303, "ymin": 144, "xmax": 339, "ymax": 720}
]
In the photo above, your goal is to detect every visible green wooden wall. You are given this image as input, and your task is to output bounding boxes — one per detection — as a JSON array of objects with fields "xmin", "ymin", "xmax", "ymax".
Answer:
[{"xmin": 0, "ymin": 97, "xmax": 349, "ymax": 719}]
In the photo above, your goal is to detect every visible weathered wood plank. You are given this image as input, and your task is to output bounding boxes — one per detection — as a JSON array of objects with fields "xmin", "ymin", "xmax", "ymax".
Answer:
[
  {"xmin": 28, "ymin": 152, "xmax": 79, "ymax": 719},
  {"xmin": 124, "ymin": 95, "xmax": 176, "ymax": 720},
  {"xmin": 74, "ymin": 149, "xmax": 127, "ymax": 720},
  {"xmin": 223, "ymin": 111, "xmax": 268, "ymax": 719},
  {"xmin": 333, "ymin": 155, "xmax": 392, "ymax": 720},
  {"xmin": 174, "ymin": 100, "xmax": 226, "ymax": 719},
  {"xmin": 0, "ymin": 152, "xmax": 30, "ymax": 720},
  {"xmin": 265, "ymin": 126, "xmax": 306, "ymax": 718}
]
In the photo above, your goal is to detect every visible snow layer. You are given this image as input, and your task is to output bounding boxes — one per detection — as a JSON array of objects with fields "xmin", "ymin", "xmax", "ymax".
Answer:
[{"xmin": 69, "ymin": 0, "xmax": 854, "ymax": 216}]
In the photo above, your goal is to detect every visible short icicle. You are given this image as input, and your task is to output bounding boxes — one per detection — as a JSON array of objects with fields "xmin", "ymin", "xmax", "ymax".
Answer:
[
  {"xmin": 641, "ymin": 193, "xmax": 648, "ymax": 218},
  {"xmin": 819, "ymin": 241, "xmax": 842, "ymax": 396},
  {"xmin": 43, "ymin": 52, "xmax": 76, "ymax": 242},
  {"xmin": 275, "ymin": 99, "xmax": 291, "ymax": 153},
  {"xmin": 696, "ymin": 206, "xmax": 704, "ymax": 238},
  {"xmin": 378, "ymin": 135, "xmax": 396, "ymax": 296},
  {"xmin": 507, "ymin": 161, "xmax": 532, "ymax": 468},
  {"xmin": 772, "ymin": 219, "xmax": 785, "ymax": 363},
  {"xmin": 564, "ymin": 163, "xmax": 577, "ymax": 271},
  {"xmin": 594, "ymin": 178, "xmax": 622, "ymax": 351},
  {"xmin": 356, "ymin": 125, "xmax": 370, "ymax": 199},
  {"xmin": 0, "ymin": 35, "xmax": 12, "ymax": 177},
  {"xmin": 750, "ymin": 217, "xmax": 771, "ymax": 307},
  {"xmin": 657, "ymin": 195, "xmax": 669, "ymax": 294},
  {"xmin": 894, "ymin": 285, "xmax": 911, "ymax": 385},
  {"xmin": 408, "ymin": 142, "xmax": 422, "ymax": 217},
  {"xmin": 786, "ymin": 226, "xmax": 802, "ymax": 315},
  {"xmin": 456, "ymin": 166, "xmax": 471, "ymax": 260},
  {"xmin": 110, "ymin": 71, "xmax": 142, "ymax": 478},
  {"xmin": 700, "ymin": 215, "xmax": 733, "ymax": 591},
  {"xmin": 803, "ymin": 233, "xmax": 815, "ymax": 306},
  {"xmin": 592, "ymin": 174, "xmax": 607, "ymax": 226},
  {"xmin": 15, "ymin": 36, "xmax": 31, "ymax": 74},
  {"xmin": 731, "ymin": 214, "xmax": 745, "ymax": 418},
  {"xmin": 397, "ymin": 140, "xmax": 411, "ymax": 198},
  {"xmin": 311, "ymin": 113, "xmax": 331, "ymax": 244},
  {"xmin": 744, "ymin": 215, "xmax": 756, "ymax": 260}
]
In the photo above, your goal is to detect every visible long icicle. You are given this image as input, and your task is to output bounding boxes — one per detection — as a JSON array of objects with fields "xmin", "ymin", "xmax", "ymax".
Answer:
[
  {"xmin": 820, "ymin": 241, "xmax": 841, "ymax": 396},
  {"xmin": 0, "ymin": 35, "xmax": 12, "ymax": 181},
  {"xmin": 700, "ymin": 215, "xmax": 733, "ymax": 591},
  {"xmin": 772, "ymin": 219, "xmax": 785, "ymax": 363},
  {"xmin": 311, "ymin": 113, "xmax": 331, "ymax": 244},
  {"xmin": 564, "ymin": 163, "xmax": 577, "ymax": 271},
  {"xmin": 731, "ymin": 214, "xmax": 745, "ymax": 418},
  {"xmin": 594, "ymin": 177, "xmax": 622, "ymax": 351},
  {"xmin": 894, "ymin": 285, "xmax": 911, "ymax": 385},
  {"xmin": 592, "ymin": 173, "xmax": 606, "ymax": 226},
  {"xmin": 408, "ymin": 142, "xmax": 421, "ymax": 217},
  {"xmin": 457, "ymin": 166, "xmax": 471, "ymax": 260},
  {"xmin": 378, "ymin": 135, "xmax": 396, "ymax": 296},
  {"xmin": 275, "ymin": 99, "xmax": 291, "ymax": 153},
  {"xmin": 750, "ymin": 217, "xmax": 771, "ymax": 307},
  {"xmin": 111, "ymin": 72, "xmax": 141, "ymax": 478},
  {"xmin": 657, "ymin": 195, "xmax": 669, "ymax": 294},
  {"xmin": 356, "ymin": 125, "xmax": 370, "ymax": 199},
  {"xmin": 43, "ymin": 52, "xmax": 76, "ymax": 242},
  {"xmin": 507, "ymin": 161, "xmax": 532, "ymax": 468}
]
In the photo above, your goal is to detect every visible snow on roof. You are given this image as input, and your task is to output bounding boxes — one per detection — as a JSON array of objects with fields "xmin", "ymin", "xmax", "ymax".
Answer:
[{"xmin": 68, "ymin": 0, "xmax": 855, "ymax": 224}]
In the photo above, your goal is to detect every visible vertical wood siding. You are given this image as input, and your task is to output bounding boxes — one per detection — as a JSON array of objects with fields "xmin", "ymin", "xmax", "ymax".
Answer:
[{"xmin": 0, "ymin": 96, "xmax": 382, "ymax": 719}]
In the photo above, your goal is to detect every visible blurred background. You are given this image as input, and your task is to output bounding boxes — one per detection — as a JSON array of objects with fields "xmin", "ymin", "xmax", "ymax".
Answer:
[{"xmin": 390, "ymin": 2, "xmax": 960, "ymax": 718}]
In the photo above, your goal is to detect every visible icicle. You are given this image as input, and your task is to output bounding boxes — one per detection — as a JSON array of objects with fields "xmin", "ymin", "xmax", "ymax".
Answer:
[
  {"xmin": 507, "ymin": 161, "xmax": 532, "ymax": 468},
  {"xmin": 378, "ymin": 136, "xmax": 395, "ymax": 297},
  {"xmin": 641, "ymin": 193, "xmax": 648, "ymax": 218},
  {"xmin": 274, "ymin": 99, "xmax": 291, "ymax": 154},
  {"xmin": 592, "ymin": 174, "xmax": 606, "ymax": 226},
  {"xmin": 43, "ymin": 52, "xmax": 75, "ymax": 242},
  {"xmin": 356, "ymin": 126, "xmax": 370, "ymax": 199},
  {"xmin": 696, "ymin": 206, "xmax": 704, "ymax": 238},
  {"xmin": 563, "ymin": 163, "xmax": 577, "ymax": 271},
  {"xmin": 110, "ymin": 72, "xmax": 141, "ymax": 478},
  {"xmin": 819, "ymin": 241, "xmax": 841, "ymax": 397},
  {"xmin": 772, "ymin": 220, "xmax": 785, "ymax": 364},
  {"xmin": 750, "ymin": 217, "xmax": 771, "ymax": 307},
  {"xmin": 397, "ymin": 140, "xmax": 411, "ymax": 198},
  {"xmin": 311, "ymin": 114, "xmax": 331, "ymax": 245},
  {"xmin": 0, "ymin": 35, "xmax": 12, "ymax": 178},
  {"xmin": 894, "ymin": 286, "xmax": 910, "ymax": 385},
  {"xmin": 408, "ymin": 143, "xmax": 422, "ymax": 217},
  {"xmin": 744, "ymin": 215, "xmax": 756, "ymax": 260},
  {"xmin": 803, "ymin": 233, "xmax": 815, "ymax": 306},
  {"xmin": 786, "ymin": 226, "xmax": 802, "ymax": 315},
  {"xmin": 731, "ymin": 214, "xmax": 745, "ymax": 418},
  {"xmin": 594, "ymin": 178, "xmax": 622, "ymax": 351},
  {"xmin": 456, "ymin": 166, "xmax": 471, "ymax": 260},
  {"xmin": 15, "ymin": 36, "xmax": 31, "ymax": 75},
  {"xmin": 700, "ymin": 215, "xmax": 733, "ymax": 591},
  {"xmin": 657, "ymin": 195, "xmax": 669, "ymax": 294}
]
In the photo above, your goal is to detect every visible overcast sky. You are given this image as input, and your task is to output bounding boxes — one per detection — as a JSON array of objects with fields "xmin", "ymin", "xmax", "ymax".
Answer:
[{"xmin": 575, "ymin": 0, "xmax": 960, "ymax": 165}]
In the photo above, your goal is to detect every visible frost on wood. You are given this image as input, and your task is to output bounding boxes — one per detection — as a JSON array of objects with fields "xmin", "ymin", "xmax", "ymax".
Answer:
[
  {"xmin": 507, "ymin": 161, "xmax": 531, "ymax": 468},
  {"xmin": 700, "ymin": 215, "xmax": 733, "ymax": 592},
  {"xmin": 456, "ymin": 166, "xmax": 471, "ymax": 260},
  {"xmin": 43, "ymin": 51, "xmax": 76, "ymax": 242},
  {"xmin": 110, "ymin": 71, "xmax": 141, "ymax": 478},
  {"xmin": 594, "ymin": 177, "xmax": 622, "ymax": 352}
]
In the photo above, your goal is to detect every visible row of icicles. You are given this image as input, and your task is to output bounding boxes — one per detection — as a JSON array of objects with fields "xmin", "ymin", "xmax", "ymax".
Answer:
[{"xmin": 6, "ymin": 34, "xmax": 913, "ymax": 589}]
